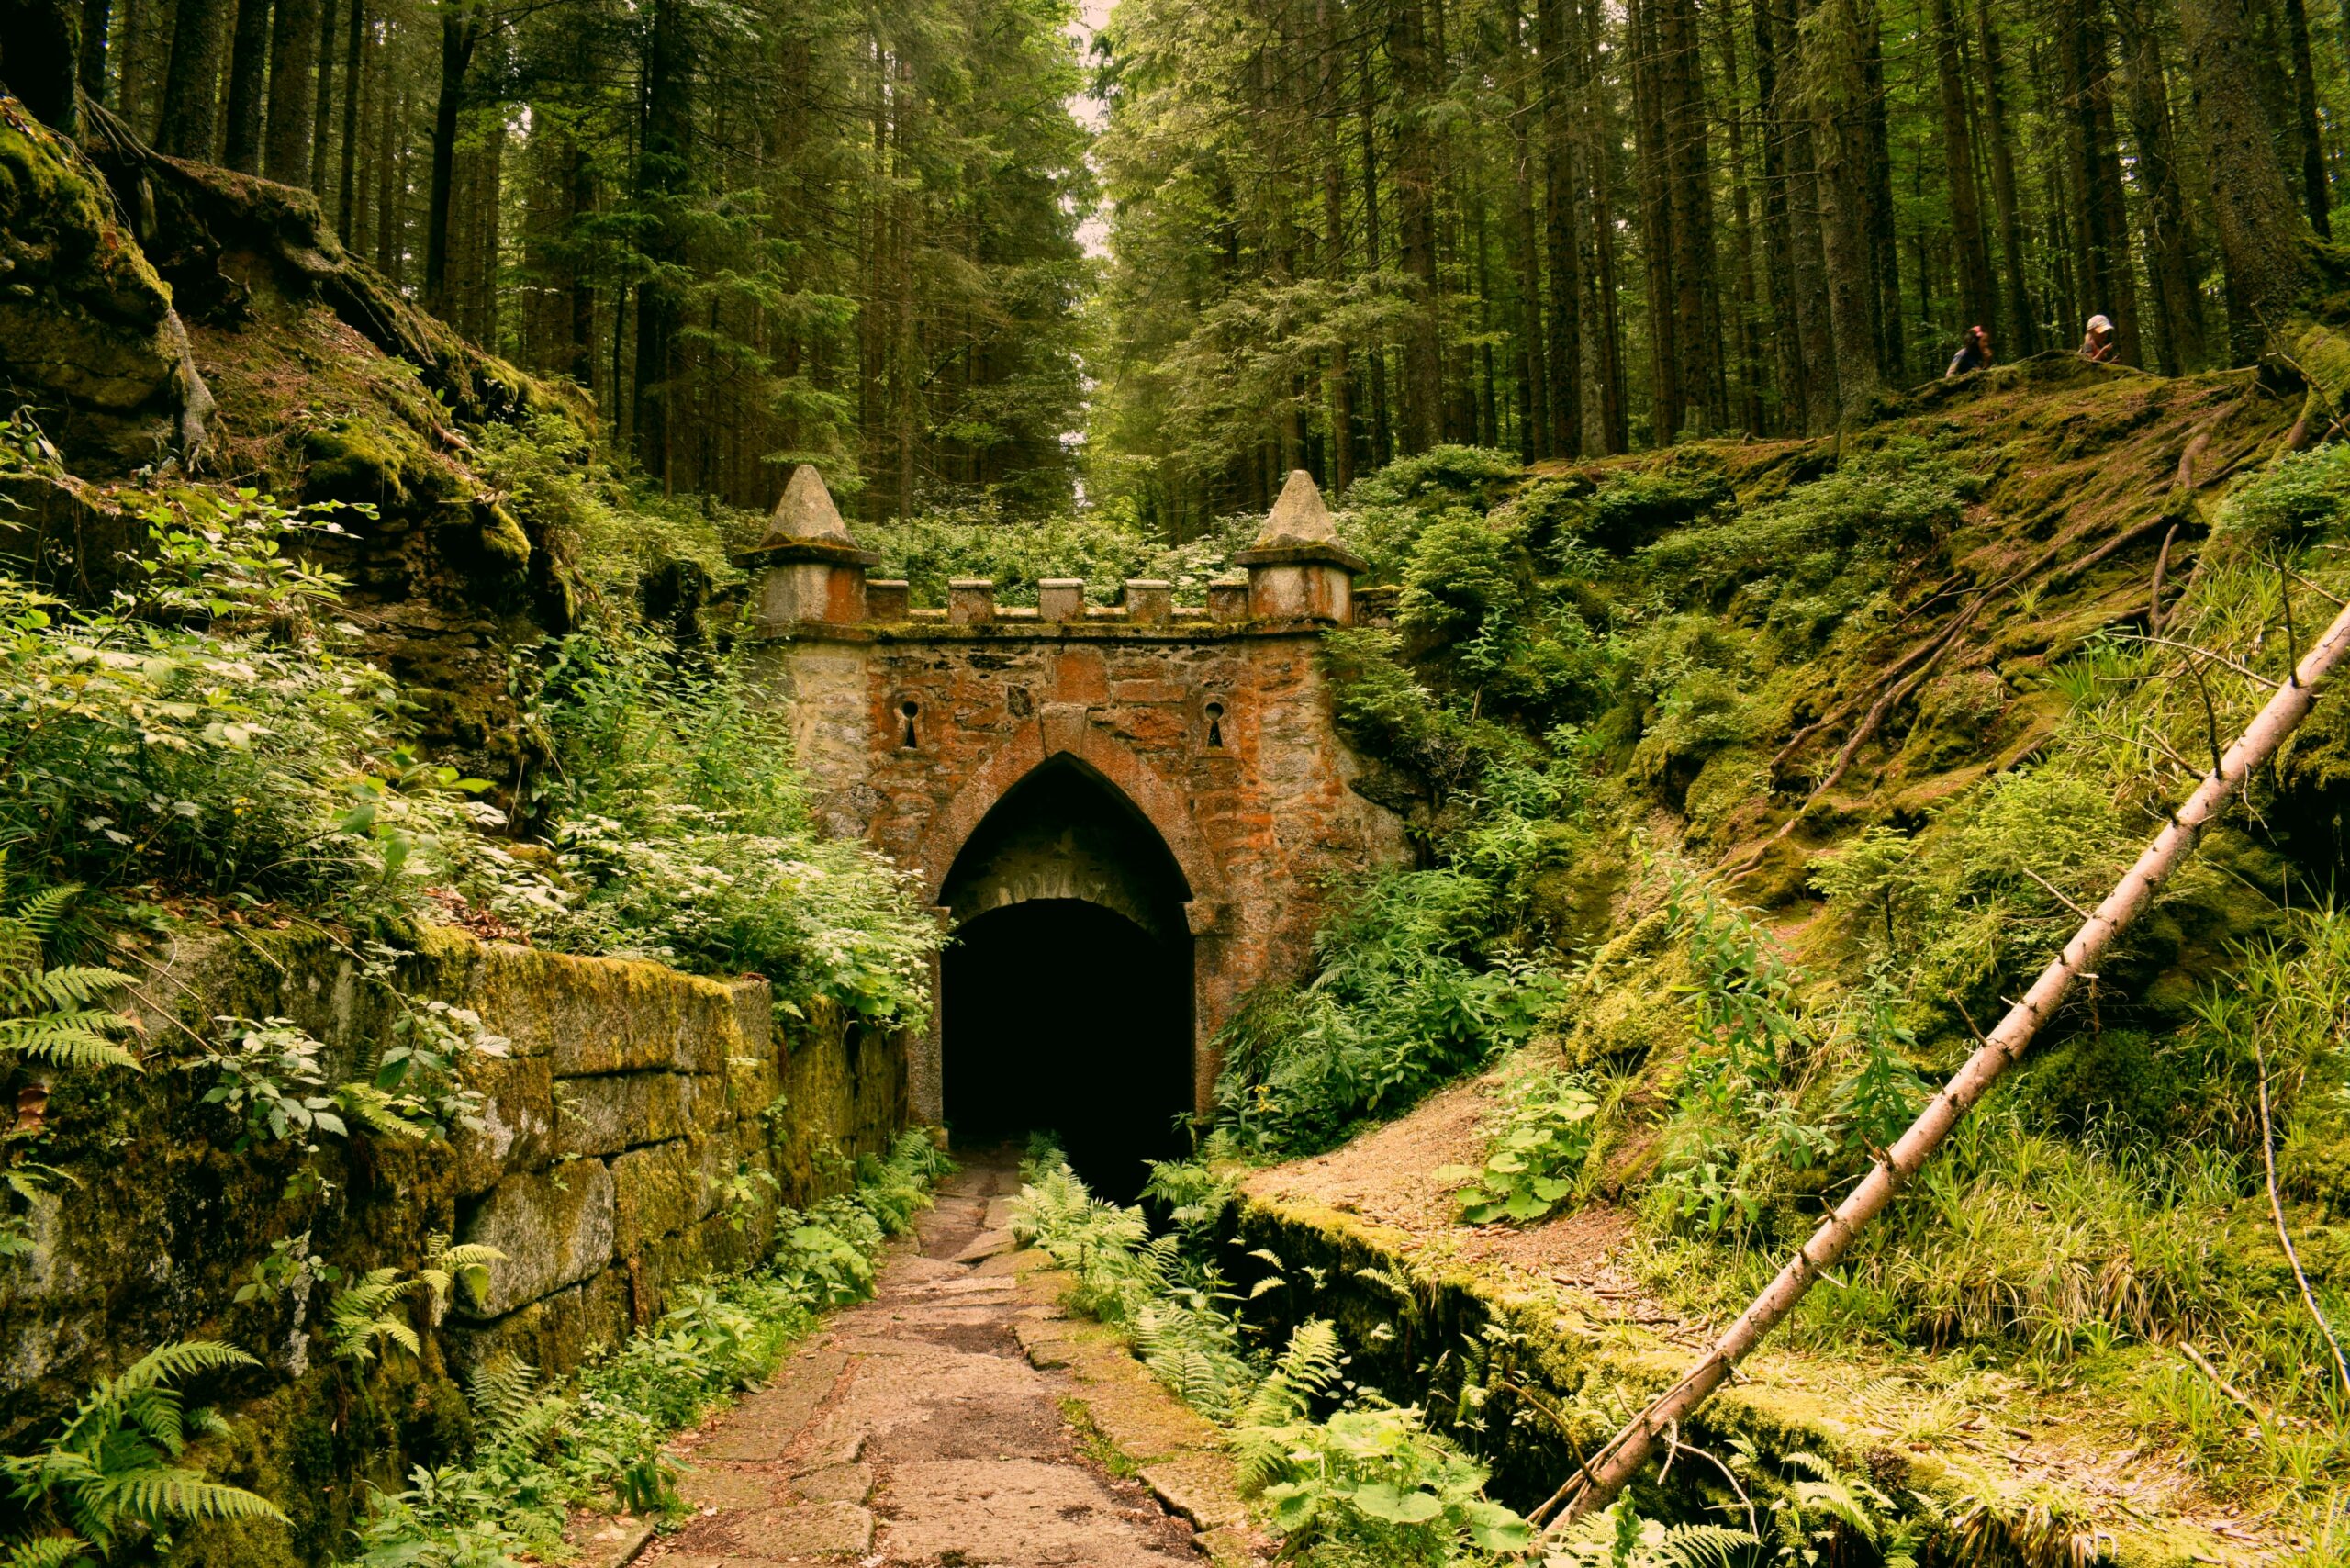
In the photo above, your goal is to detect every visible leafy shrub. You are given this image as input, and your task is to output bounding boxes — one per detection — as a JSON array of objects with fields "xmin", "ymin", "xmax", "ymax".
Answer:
[
  {"xmin": 1337, "ymin": 445, "xmax": 1525, "ymax": 577},
  {"xmin": 2214, "ymin": 442, "xmax": 2350, "ymax": 553},
  {"xmin": 1212, "ymin": 868, "xmax": 1566, "ymax": 1155},
  {"xmin": 861, "ymin": 498, "xmax": 1253, "ymax": 607},
  {"xmin": 348, "ymin": 1130, "xmax": 948, "ymax": 1565},
  {"xmin": 518, "ymin": 632, "xmax": 937, "ymax": 1028},
  {"xmin": 1015, "ymin": 1156, "xmax": 1534, "ymax": 1562},
  {"xmin": 0, "ymin": 495, "xmax": 489, "ymax": 923},
  {"xmin": 1438, "ymin": 1069, "xmax": 1599, "ymax": 1225},
  {"xmin": 1585, "ymin": 466, "xmax": 1734, "ymax": 554},
  {"xmin": 1635, "ymin": 441, "xmax": 1965, "ymax": 598},
  {"xmin": 1394, "ymin": 513, "xmax": 1536, "ymax": 643}
]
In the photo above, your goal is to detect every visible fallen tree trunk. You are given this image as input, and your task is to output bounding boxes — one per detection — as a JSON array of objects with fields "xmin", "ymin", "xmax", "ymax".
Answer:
[{"xmin": 1552, "ymin": 587, "xmax": 2350, "ymax": 1527}]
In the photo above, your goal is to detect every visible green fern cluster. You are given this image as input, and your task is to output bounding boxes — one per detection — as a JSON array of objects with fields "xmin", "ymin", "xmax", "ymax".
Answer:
[
  {"xmin": 0, "ymin": 879, "xmax": 137, "ymax": 1074},
  {"xmin": 0, "ymin": 1341, "xmax": 285, "ymax": 1562},
  {"xmin": 324, "ymin": 1237, "xmax": 505, "ymax": 1366}
]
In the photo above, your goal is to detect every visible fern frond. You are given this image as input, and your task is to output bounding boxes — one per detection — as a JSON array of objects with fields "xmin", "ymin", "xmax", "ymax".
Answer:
[
  {"xmin": 103, "ymin": 1467, "xmax": 290, "ymax": 1527},
  {"xmin": 331, "ymin": 1082, "xmax": 430, "ymax": 1140},
  {"xmin": 18, "ymin": 966, "xmax": 131, "ymax": 1007},
  {"xmin": 0, "ymin": 1019, "xmax": 140, "ymax": 1070},
  {"xmin": 0, "ymin": 1532, "xmax": 95, "ymax": 1568},
  {"xmin": 465, "ymin": 1354, "xmax": 543, "ymax": 1439},
  {"xmin": 115, "ymin": 1341, "xmax": 258, "ymax": 1394},
  {"xmin": 8, "ymin": 884, "xmax": 83, "ymax": 938},
  {"xmin": 1660, "ymin": 1522, "xmax": 1762, "ymax": 1568}
]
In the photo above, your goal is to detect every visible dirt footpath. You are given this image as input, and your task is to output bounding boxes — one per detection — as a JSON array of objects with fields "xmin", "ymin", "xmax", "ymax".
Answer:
[{"xmin": 638, "ymin": 1151, "xmax": 1262, "ymax": 1568}]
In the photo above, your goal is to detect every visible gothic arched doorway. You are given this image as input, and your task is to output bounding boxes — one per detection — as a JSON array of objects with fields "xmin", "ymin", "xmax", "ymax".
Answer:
[{"xmin": 937, "ymin": 757, "xmax": 1194, "ymax": 1199}]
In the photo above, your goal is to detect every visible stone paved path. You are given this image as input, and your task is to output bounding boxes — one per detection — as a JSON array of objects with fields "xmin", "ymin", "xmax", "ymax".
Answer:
[{"xmin": 639, "ymin": 1151, "xmax": 1261, "ymax": 1568}]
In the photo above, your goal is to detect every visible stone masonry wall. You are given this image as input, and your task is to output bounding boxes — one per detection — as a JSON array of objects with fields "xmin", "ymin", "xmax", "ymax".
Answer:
[
  {"xmin": 1, "ymin": 924, "xmax": 905, "ymax": 1456},
  {"xmin": 762, "ymin": 621, "xmax": 1411, "ymax": 1118}
]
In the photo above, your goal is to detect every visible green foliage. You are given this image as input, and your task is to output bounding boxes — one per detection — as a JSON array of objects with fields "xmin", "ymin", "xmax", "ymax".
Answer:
[
  {"xmin": 1583, "ymin": 467, "xmax": 1735, "ymax": 554},
  {"xmin": 518, "ymin": 630, "xmax": 937, "ymax": 1028},
  {"xmin": 196, "ymin": 970, "xmax": 505, "ymax": 1198},
  {"xmin": 0, "ymin": 876, "xmax": 137, "ymax": 1074},
  {"xmin": 0, "ymin": 870, "xmax": 136, "ymax": 1256},
  {"xmin": 1014, "ymin": 1156, "xmax": 1534, "ymax": 1562},
  {"xmin": 2213, "ymin": 442, "xmax": 2350, "ymax": 553},
  {"xmin": 1437, "ymin": 1069, "xmax": 1600, "ymax": 1225},
  {"xmin": 0, "ymin": 494, "xmax": 492, "ymax": 921},
  {"xmin": 1393, "ymin": 514, "xmax": 1535, "ymax": 643},
  {"xmin": 1213, "ymin": 868, "xmax": 1566, "ymax": 1154},
  {"xmin": 1542, "ymin": 1499, "xmax": 1758, "ymax": 1568},
  {"xmin": 1140, "ymin": 1155, "xmax": 1238, "ymax": 1234},
  {"xmin": 861, "ymin": 498, "xmax": 1255, "ymax": 607},
  {"xmin": 1241, "ymin": 1397, "xmax": 1531, "ymax": 1562},
  {"xmin": 1, "ymin": 1342, "xmax": 286, "ymax": 1561}
]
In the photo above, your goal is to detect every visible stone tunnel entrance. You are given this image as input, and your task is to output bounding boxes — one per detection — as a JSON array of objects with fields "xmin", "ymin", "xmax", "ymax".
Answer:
[{"xmin": 937, "ymin": 758, "xmax": 1194, "ymax": 1199}]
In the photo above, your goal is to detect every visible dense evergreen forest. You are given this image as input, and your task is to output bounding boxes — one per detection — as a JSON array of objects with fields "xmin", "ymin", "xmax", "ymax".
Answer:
[
  {"xmin": 6, "ymin": 0, "xmax": 2347, "ymax": 524},
  {"xmin": 10, "ymin": 0, "xmax": 2350, "ymax": 1554}
]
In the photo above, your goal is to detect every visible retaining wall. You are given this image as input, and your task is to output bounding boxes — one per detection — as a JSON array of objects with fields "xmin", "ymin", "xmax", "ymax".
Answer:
[{"xmin": 0, "ymin": 923, "xmax": 906, "ymax": 1562}]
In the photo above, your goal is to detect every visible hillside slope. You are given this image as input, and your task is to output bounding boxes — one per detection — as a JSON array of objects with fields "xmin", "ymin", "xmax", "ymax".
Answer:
[{"xmin": 1215, "ymin": 356, "xmax": 2345, "ymax": 1564}]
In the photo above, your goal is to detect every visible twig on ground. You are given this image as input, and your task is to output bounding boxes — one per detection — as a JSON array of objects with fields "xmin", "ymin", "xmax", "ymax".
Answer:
[
  {"xmin": 2177, "ymin": 1344, "xmax": 2270, "ymax": 1433},
  {"xmin": 2255, "ymin": 1039, "xmax": 2350, "ymax": 1403},
  {"xmin": 2149, "ymin": 525, "xmax": 2178, "ymax": 634}
]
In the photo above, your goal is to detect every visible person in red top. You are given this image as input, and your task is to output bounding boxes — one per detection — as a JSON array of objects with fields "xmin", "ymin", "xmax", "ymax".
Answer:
[
  {"xmin": 1945, "ymin": 325, "xmax": 1993, "ymax": 376},
  {"xmin": 2079, "ymin": 314, "xmax": 2117, "ymax": 363}
]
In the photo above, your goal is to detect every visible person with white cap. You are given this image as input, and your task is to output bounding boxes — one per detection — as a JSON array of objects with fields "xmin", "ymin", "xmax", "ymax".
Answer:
[{"xmin": 2079, "ymin": 314, "xmax": 2117, "ymax": 363}]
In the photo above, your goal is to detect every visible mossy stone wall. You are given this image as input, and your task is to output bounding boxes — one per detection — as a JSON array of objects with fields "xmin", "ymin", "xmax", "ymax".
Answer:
[{"xmin": 0, "ymin": 925, "xmax": 907, "ymax": 1562}]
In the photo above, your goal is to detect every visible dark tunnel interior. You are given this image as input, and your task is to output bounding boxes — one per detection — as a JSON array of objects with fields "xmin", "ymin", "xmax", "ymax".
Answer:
[{"xmin": 938, "ymin": 760, "xmax": 1195, "ymax": 1201}]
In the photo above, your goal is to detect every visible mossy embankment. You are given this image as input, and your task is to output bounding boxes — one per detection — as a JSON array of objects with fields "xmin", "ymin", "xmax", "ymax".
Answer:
[
  {"xmin": 1, "ymin": 93, "xmax": 596, "ymax": 785},
  {"xmin": 3, "ymin": 924, "xmax": 910, "ymax": 1565},
  {"xmin": 1218, "ymin": 354, "xmax": 2342, "ymax": 1563}
]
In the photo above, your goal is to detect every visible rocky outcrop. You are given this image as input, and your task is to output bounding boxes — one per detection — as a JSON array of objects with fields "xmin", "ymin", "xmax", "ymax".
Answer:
[{"xmin": 0, "ymin": 96, "xmax": 210, "ymax": 472}]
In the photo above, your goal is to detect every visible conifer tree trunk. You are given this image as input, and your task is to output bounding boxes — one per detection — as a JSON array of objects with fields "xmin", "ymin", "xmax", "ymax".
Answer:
[
  {"xmin": 1929, "ymin": 0, "xmax": 1995, "ymax": 334},
  {"xmin": 79, "ymin": 0, "xmax": 112, "ymax": 104},
  {"xmin": 1393, "ymin": 0, "xmax": 1443, "ymax": 453},
  {"xmin": 1, "ymin": 0, "xmax": 83, "ymax": 130},
  {"xmin": 2118, "ymin": 0, "xmax": 2206, "ymax": 372},
  {"xmin": 2180, "ymin": 0, "xmax": 2320, "ymax": 360},
  {"xmin": 1507, "ymin": 6, "xmax": 1550, "ymax": 463},
  {"xmin": 425, "ymin": 5, "xmax": 480, "ymax": 316},
  {"xmin": 1858, "ymin": 0, "xmax": 1900, "ymax": 377},
  {"xmin": 1358, "ymin": 45, "xmax": 1393, "ymax": 468},
  {"xmin": 221, "ymin": 0, "xmax": 270, "ymax": 172},
  {"xmin": 1538, "ymin": 0, "xmax": 1583, "ymax": 456},
  {"xmin": 1662, "ymin": 0, "xmax": 1719, "ymax": 432},
  {"xmin": 308, "ymin": 0, "xmax": 334, "ymax": 191},
  {"xmin": 1319, "ymin": 0, "xmax": 1357, "ymax": 490},
  {"xmin": 157, "ymin": 0, "xmax": 231, "ymax": 157},
  {"xmin": 632, "ymin": 0, "xmax": 690, "ymax": 483},
  {"xmin": 1716, "ymin": 1, "xmax": 1764, "ymax": 435},
  {"xmin": 1805, "ymin": 0, "xmax": 1882, "ymax": 429},
  {"xmin": 2281, "ymin": 0, "xmax": 2331, "ymax": 237},
  {"xmin": 1580, "ymin": 0, "xmax": 1628, "ymax": 451},
  {"xmin": 263, "ymin": 0, "xmax": 317, "ymax": 183},
  {"xmin": 1629, "ymin": 0, "xmax": 1681, "ymax": 441},
  {"xmin": 1975, "ymin": 0, "xmax": 2037, "ymax": 353},
  {"xmin": 335, "ymin": 0, "xmax": 361, "ymax": 240}
]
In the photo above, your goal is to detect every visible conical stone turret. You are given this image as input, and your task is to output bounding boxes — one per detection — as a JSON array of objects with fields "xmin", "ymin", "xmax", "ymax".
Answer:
[
  {"xmin": 1235, "ymin": 469, "xmax": 1363, "ymax": 623},
  {"xmin": 736, "ymin": 465, "xmax": 879, "ymax": 627},
  {"xmin": 761, "ymin": 463, "xmax": 856, "ymax": 546}
]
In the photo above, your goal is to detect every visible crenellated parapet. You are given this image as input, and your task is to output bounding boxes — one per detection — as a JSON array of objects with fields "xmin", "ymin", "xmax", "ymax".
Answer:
[{"xmin": 735, "ymin": 466, "xmax": 1358, "ymax": 635}]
